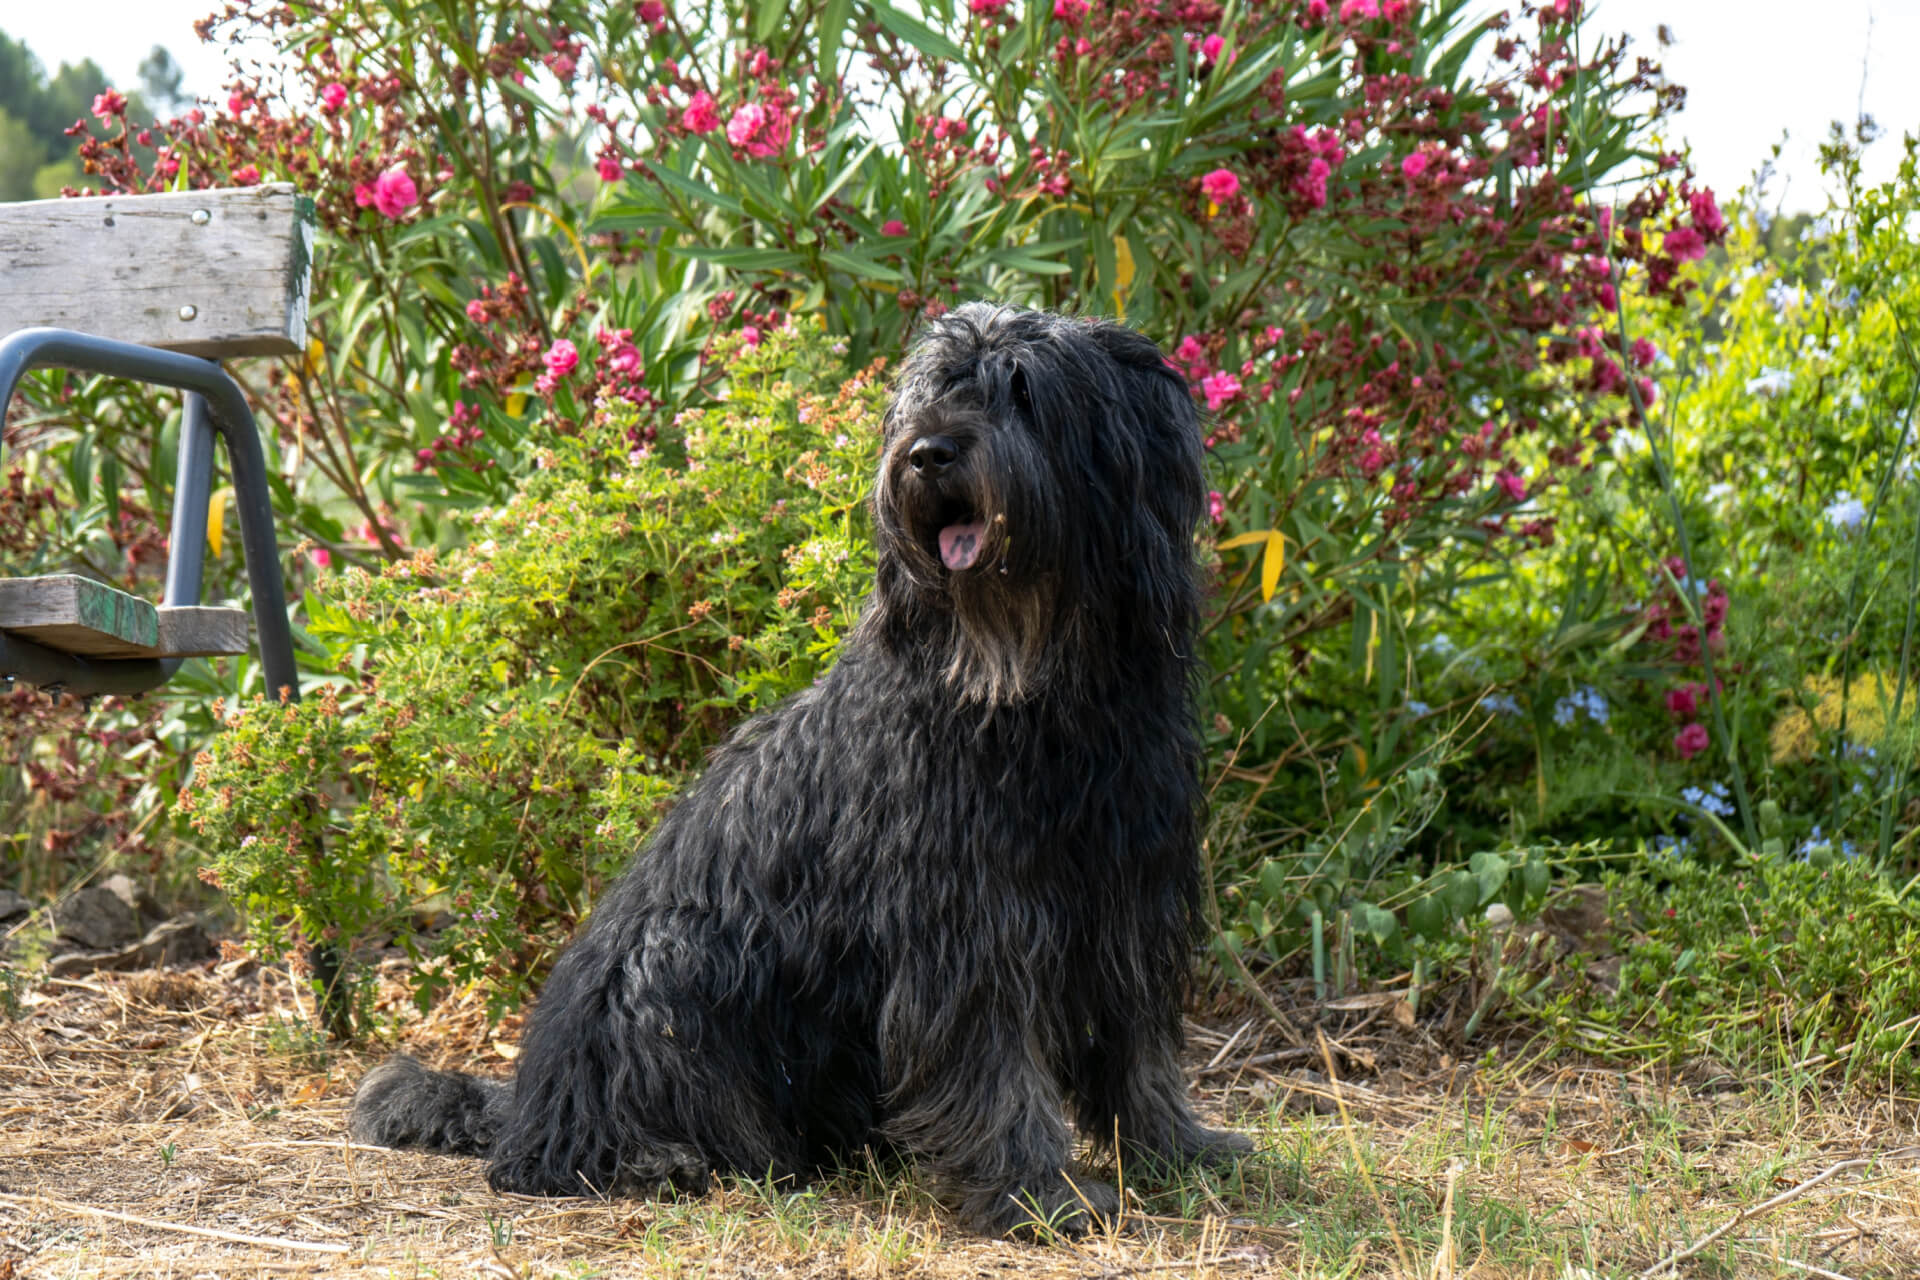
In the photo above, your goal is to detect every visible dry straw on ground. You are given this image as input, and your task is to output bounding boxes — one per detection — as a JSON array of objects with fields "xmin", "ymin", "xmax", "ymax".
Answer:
[{"xmin": 2, "ymin": 959, "xmax": 1917, "ymax": 1279}]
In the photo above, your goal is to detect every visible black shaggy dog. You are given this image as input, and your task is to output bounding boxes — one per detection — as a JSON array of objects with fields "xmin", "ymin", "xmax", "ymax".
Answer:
[{"xmin": 350, "ymin": 303, "xmax": 1252, "ymax": 1235}]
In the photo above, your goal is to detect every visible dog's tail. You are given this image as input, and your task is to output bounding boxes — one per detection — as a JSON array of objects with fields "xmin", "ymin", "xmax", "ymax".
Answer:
[{"xmin": 348, "ymin": 1053, "xmax": 513, "ymax": 1156}]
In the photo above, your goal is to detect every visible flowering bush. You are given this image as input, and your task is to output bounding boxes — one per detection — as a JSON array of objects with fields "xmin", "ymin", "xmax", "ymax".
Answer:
[
  {"xmin": 7, "ymin": 0, "xmax": 1737, "ymax": 1009},
  {"xmin": 178, "ymin": 323, "xmax": 878, "ymax": 1020},
  {"xmin": 1420, "ymin": 134, "xmax": 1920, "ymax": 870}
]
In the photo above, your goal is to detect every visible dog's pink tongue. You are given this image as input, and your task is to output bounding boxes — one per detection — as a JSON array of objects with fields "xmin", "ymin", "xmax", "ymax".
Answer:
[{"xmin": 939, "ymin": 521, "xmax": 986, "ymax": 571}]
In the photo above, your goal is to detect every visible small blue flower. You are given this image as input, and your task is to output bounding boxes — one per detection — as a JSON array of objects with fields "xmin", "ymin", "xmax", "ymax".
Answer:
[
  {"xmin": 1553, "ymin": 686, "xmax": 1610, "ymax": 727},
  {"xmin": 1824, "ymin": 492, "xmax": 1867, "ymax": 530},
  {"xmin": 1679, "ymin": 784, "xmax": 1735, "ymax": 818},
  {"xmin": 1405, "ymin": 700, "xmax": 1432, "ymax": 716},
  {"xmin": 1482, "ymin": 693, "xmax": 1521, "ymax": 716},
  {"xmin": 1652, "ymin": 834, "xmax": 1694, "ymax": 860}
]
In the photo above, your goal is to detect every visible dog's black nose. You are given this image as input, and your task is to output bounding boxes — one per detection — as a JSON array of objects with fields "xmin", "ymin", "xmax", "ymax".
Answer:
[{"xmin": 907, "ymin": 435, "xmax": 960, "ymax": 474}]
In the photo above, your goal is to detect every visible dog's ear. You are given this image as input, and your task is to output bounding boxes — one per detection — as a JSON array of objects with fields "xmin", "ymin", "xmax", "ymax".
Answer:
[{"xmin": 1009, "ymin": 360, "xmax": 1033, "ymax": 416}]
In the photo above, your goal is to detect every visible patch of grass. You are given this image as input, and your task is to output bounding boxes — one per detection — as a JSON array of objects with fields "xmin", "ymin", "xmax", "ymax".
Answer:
[{"xmin": 1528, "ymin": 857, "xmax": 1920, "ymax": 1090}]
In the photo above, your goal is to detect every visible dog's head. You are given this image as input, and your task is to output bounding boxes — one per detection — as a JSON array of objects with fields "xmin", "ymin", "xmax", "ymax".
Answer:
[{"xmin": 867, "ymin": 303, "xmax": 1205, "ymax": 703}]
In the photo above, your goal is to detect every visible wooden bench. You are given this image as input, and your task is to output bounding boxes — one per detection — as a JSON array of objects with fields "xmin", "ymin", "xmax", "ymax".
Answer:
[{"xmin": 0, "ymin": 184, "xmax": 314, "ymax": 697}]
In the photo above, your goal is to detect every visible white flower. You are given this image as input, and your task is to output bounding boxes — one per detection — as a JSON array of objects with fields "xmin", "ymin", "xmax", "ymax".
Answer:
[{"xmin": 1745, "ymin": 368, "xmax": 1793, "ymax": 397}]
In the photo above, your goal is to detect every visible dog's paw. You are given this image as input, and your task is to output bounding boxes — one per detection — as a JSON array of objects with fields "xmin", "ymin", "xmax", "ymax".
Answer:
[
  {"xmin": 962, "ymin": 1174, "xmax": 1121, "ymax": 1240},
  {"xmin": 612, "ymin": 1142, "xmax": 712, "ymax": 1197},
  {"xmin": 1186, "ymin": 1127, "xmax": 1256, "ymax": 1168},
  {"xmin": 1121, "ymin": 1125, "xmax": 1255, "ymax": 1179}
]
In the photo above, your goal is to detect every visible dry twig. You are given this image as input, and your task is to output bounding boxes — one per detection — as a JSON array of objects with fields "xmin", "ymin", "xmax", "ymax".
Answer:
[{"xmin": 0, "ymin": 1190, "xmax": 351, "ymax": 1255}]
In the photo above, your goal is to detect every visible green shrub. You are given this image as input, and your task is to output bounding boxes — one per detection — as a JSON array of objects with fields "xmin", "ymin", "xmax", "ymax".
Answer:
[
  {"xmin": 1560, "ymin": 855, "xmax": 1920, "ymax": 1088},
  {"xmin": 179, "ymin": 322, "xmax": 878, "ymax": 1018}
]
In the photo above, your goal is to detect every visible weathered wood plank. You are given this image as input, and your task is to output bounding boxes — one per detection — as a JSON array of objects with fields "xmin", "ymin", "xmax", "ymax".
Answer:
[
  {"xmin": 156, "ymin": 606, "xmax": 251, "ymax": 657},
  {"xmin": 0, "ymin": 575, "xmax": 159, "ymax": 657},
  {"xmin": 0, "ymin": 185, "xmax": 314, "ymax": 358},
  {"xmin": 0, "ymin": 577, "xmax": 250, "ymax": 658}
]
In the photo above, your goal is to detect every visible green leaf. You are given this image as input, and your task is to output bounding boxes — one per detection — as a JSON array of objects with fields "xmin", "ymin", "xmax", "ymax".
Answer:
[
  {"xmin": 821, "ymin": 248, "xmax": 906, "ymax": 283},
  {"xmin": 871, "ymin": 2, "xmax": 966, "ymax": 63},
  {"xmin": 674, "ymin": 245, "xmax": 807, "ymax": 272}
]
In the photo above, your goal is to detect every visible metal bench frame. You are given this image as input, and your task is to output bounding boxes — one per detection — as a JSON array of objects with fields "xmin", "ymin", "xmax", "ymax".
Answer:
[{"xmin": 0, "ymin": 327, "xmax": 298, "ymax": 702}]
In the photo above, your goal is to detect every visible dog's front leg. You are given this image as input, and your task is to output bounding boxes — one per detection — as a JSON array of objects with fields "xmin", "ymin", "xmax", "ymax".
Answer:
[
  {"xmin": 883, "ymin": 1022, "xmax": 1116, "ymax": 1237},
  {"xmin": 1071, "ymin": 1016, "xmax": 1255, "ymax": 1177}
]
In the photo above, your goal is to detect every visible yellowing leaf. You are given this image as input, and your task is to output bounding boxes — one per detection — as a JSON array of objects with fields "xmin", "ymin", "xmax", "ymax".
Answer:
[
  {"xmin": 303, "ymin": 337, "xmax": 325, "ymax": 376},
  {"xmin": 1218, "ymin": 528, "xmax": 1288, "ymax": 601},
  {"xmin": 1217, "ymin": 530, "xmax": 1272, "ymax": 550},
  {"xmin": 1352, "ymin": 744, "xmax": 1369, "ymax": 778},
  {"xmin": 207, "ymin": 487, "xmax": 232, "ymax": 558},
  {"xmin": 507, "ymin": 392, "xmax": 528, "ymax": 417},
  {"xmin": 1259, "ymin": 530, "xmax": 1286, "ymax": 602},
  {"xmin": 1112, "ymin": 234, "xmax": 1135, "ymax": 316}
]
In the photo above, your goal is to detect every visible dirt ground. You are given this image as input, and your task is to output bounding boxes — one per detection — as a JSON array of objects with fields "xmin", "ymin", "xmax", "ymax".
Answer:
[{"xmin": 3, "ymin": 957, "xmax": 1918, "ymax": 1279}]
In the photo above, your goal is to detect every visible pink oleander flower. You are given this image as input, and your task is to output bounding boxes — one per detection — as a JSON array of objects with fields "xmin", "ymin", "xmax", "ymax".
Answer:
[
  {"xmin": 543, "ymin": 338, "xmax": 579, "ymax": 380},
  {"xmin": 1200, "ymin": 168, "xmax": 1240, "ymax": 205},
  {"xmin": 609, "ymin": 343, "xmax": 642, "ymax": 376},
  {"xmin": 638, "ymin": 1, "xmax": 669, "ymax": 28},
  {"xmin": 228, "ymin": 91, "xmax": 253, "ymax": 116},
  {"xmin": 1175, "ymin": 334, "xmax": 1209, "ymax": 371},
  {"xmin": 1631, "ymin": 338, "xmax": 1659, "ymax": 368},
  {"xmin": 740, "ymin": 325, "xmax": 762, "ymax": 347},
  {"xmin": 1305, "ymin": 0, "xmax": 1330, "ymax": 19},
  {"xmin": 231, "ymin": 165, "xmax": 261, "ymax": 185},
  {"xmin": 320, "ymin": 82, "xmax": 348, "ymax": 113},
  {"xmin": 596, "ymin": 154, "xmax": 623, "ymax": 183},
  {"xmin": 882, "ymin": 219, "xmax": 909, "ymax": 236},
  {"xmin": 681, "ymin": 90, "xmax": 721, "ymax": 134},
  {"xmin": 91, "ymin": 88, "xmax": 127, "ymax": 119},
  {"xmin": 370, "ymin": 167, "xmax": 419, "ymax": 219},
  {"xmin": 1201, "ymin": 371, "xmax": 1241, "ymax": 411},
  {"xmin": 1665, "ymin": 683, "xmax": 1700, "ymax": 719},
  {"xmin": 1674, "ymin": 722, "xmax": 1710, "ymax": 760},
  {"xmin": 1664, "ymin": 226, "xmax": 1706, "ymax": 262},
  {"xmin": 1596, "ymin": 281, "xmax": 1618, "ymax": 312},
  {"xmin": 1054, "ymin": 0, "xmax": 1090, "ymax": 20},
  {"xmin": 1339, "ymin": 0, "xmax": 1380, "ymax": 19},
  {"xmin": 1496, "ymin": 469, "xmax": 1527, "ymax": 502},
  {"xmin": 726, "ymin": 101, "xmax": 792, "ymax": 158},
  {"xmin": 1690, "ymin": 188, "xmax": 1725, "ymax": 237},
  {"xmin": 1296, "ymin": 157, "xmax": 1332, "ymax": 209},
  {"xmin": 1201, "ymin": 33, "xmax": 1224, "ymax": 61},
  {"xmin": 154, "ymin": 149, "xmax": 179, "ymax": 178},
  {"xmin": 970, "ymin": 0, "xmax": 1009, "ymax": 12},
  {"xmin": 599, "ymin": 327, "xmax": 643, "ymax": 376},
  {"xmin": 1401, "ymin": 152, "xmax": 1429, "ymax": 180},
  {"xmin": 1208, "ymin": 491, "xmax": 1225, "ymax": 524},
  {"xmin": 465, "ymin": 298, "xmax": 488, "ymax": 324}
]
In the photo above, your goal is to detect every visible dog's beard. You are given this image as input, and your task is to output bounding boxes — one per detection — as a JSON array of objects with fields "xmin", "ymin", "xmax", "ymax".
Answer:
[{"xmin": 872, "ymin": 424, "xmax": 1073, "ymax": 706}]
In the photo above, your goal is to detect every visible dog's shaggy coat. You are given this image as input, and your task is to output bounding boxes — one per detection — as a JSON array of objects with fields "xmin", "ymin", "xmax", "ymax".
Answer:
[{"xmin": 350, "ymin": 303, "xmax": 1251, "ymax": 1234}]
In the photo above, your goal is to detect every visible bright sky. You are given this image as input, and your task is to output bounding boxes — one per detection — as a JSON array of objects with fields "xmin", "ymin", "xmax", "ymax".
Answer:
[{"xmin": 3, "ymin": 0, "xmax": 1915, "ymax": 212}]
